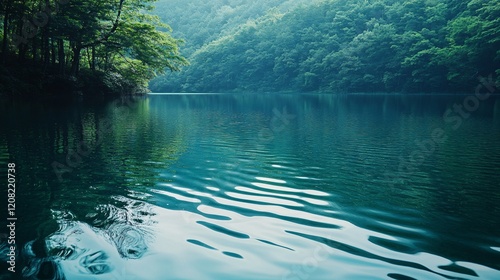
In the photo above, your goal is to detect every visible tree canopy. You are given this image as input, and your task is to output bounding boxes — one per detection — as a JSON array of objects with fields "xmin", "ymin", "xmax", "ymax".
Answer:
[
  {"xmin": 1, "ymin": 0, "xmax": 188, "ymax": 96},
  {"xmin": 150, "ymin": 0, "xmax": 499, "ymax": 93}
]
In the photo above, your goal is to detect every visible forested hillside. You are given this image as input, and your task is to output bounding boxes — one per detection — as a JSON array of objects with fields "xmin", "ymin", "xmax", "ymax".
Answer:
[
  {"xmin": 153, "ymin": 0, "xmax": 319, "ymax": 55},
  {"xmin": 150, "ymin": 0, "xmax": 499, "ymax": 93}
]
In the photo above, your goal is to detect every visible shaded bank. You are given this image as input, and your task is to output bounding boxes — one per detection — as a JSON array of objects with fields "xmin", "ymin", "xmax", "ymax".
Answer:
[{"xmin": 0, "ymin": 59, "xmax": 148, "ymax": 101}]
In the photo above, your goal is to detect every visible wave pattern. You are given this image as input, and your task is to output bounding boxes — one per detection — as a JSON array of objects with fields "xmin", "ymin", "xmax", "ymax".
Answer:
[
  {"xmin": 2, "ymin": 94, "xmax": 500, "ymax": 279},
  {"xmin": 145, "ymin": 127, "xmax": 500, "ymax": 278}
]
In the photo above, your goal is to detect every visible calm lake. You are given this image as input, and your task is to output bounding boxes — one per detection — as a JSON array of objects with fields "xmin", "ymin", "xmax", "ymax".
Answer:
[{"xmin": 1, "ymin": 93, "xmax": 500, "ymax": 279}]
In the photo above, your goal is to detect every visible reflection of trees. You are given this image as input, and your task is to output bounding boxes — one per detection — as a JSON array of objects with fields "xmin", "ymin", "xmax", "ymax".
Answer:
[
  {"xmin": 44, "ymin": 97, "xmax": 187, "ymax": 213},
  {"xmin": 0, "ymin": 97, "xmax": 187, "ymax": 278},
  {"xmin": 94, "ymin": 98, "xmax": 188, "ymax": 188},
  {"xmin": 22, "ymin": 196, "xmax": 157, "ymax": 279},
  {"xmin": 494, "ymin": 97, "xmax": 500, "ymax": 123},
  {"xmin": 4, "ymin": 94, "xmax": 500, "ymax": 277}
]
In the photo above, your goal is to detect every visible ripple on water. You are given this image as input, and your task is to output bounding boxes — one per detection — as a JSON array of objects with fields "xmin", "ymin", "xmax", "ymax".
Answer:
[
  {"xmin": 142, "ymin": 151, "xmax": 500, "ymax": 279},
  {"xmin": 5, "ymin": 93, "xmax": 500, "ymax": 280}
]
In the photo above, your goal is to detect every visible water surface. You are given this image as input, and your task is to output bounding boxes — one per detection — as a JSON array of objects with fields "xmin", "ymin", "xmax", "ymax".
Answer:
[{"xmin": 1, "ymin": 93, "xmax": 500, "ymax": 279}]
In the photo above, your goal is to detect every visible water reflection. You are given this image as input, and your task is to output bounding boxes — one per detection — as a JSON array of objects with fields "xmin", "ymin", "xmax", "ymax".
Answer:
[
  {"xmin": 1, "ymin": 94, "xmax": 500, "ymax": 279},
  {"xmin": 22, "ymin": 197, "xmax": 155, "ymax": 279}
]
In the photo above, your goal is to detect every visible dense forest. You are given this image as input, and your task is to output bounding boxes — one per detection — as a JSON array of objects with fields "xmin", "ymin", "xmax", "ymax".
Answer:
[
  {"xmin": 0, "ymin": 0, "xmax": 187, "ymax": 97},
  {"xmin": 1, "ymin": 0, "xmax": 498, "ymax": 96},
  {"xmin": 150, "ymin": 0, "xmax": 499, "ymax": 93}
]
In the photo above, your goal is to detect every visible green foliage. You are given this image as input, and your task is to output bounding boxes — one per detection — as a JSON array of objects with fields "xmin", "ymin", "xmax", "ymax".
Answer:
[
  {"xmin": 1, "ymin": 0, "xmax": 187, "ymax": 96},
  {"xmin": 152, "ymin": 0, "xmax": 316, "ymax": 56},
  {"xmin": 150, "ymin": 0, "xmax": 499, "ymax": 93}
]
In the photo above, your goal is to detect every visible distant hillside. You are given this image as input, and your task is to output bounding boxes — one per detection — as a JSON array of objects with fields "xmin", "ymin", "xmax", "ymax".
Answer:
[
  {"xmin": 152, "ymin": 0, "xmax": 317, "ymax": 55},
  {"xmin": 150, "ymin": 0, "xmax": 499, "ymax": 93}
]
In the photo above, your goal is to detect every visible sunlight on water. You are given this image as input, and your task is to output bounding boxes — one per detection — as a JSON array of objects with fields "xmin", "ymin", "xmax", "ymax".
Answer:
[{"xmin": 1, "ymin": 94, "xmax": 500, "ymax": 279}]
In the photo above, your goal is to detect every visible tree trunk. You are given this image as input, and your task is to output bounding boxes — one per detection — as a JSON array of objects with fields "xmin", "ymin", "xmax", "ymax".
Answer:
[
  {"xmin": 58, "ymin": 39, "xmax": 65, "ymax": 74},
  {"xmin": 86, "ymin": 47, "xmax": 91, "ymax": 68},
  {"xmin": 1, "ymin": 3, "xmax": 10, "ymax": 64},
  {"xmin": 70, "ymin": 45, "xmax": 82, "ymax": 76},
  {"xmin": 32, "ymin": 35, "xmax": 38, "ymax": 62},
  {"xmin": 16, "ymin": 4, "xmax": 27, "ymax": 63},
  {"xmin": 91, "ymin": 45, "xmax": 96, "ymax": 71},
  {"xmin": 43, "ymin": 29, "xmax": 50, "ymax": 71},
  {"xmin": 51, "ymin": 38, "xmax": 56, "ymax": 66}
]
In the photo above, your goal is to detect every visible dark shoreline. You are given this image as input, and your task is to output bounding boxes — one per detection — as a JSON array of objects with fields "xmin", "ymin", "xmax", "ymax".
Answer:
[{"xmin": 0, "ymin": 62, "xmax": 148, "ymax": 103}]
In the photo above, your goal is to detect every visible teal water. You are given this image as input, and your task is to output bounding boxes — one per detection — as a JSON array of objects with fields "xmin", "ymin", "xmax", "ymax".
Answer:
[{"xmin": 1, "ymin": 93, "xmax": 500, "ymax": 279}]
